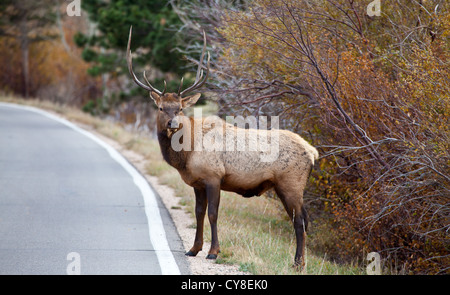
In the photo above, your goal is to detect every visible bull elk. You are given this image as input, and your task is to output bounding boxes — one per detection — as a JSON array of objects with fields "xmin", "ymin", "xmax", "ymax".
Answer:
[{"xmin": 126, "ymin": 26, "xmax": 318, "ymax": 269}]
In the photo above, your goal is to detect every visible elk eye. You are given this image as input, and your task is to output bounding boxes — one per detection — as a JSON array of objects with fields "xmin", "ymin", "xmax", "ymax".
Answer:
[{"xmin": 159, "ymin": 107, "xmax": 163, "ymax": 111}]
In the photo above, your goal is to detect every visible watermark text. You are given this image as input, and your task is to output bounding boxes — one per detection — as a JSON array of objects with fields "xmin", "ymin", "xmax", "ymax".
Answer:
[
  {"xmin": 66, "ymin": 252, "xmax": 81, "ymax": 275},
  {"xmin": 367, "ymin": 0, "xmax": 381, "ymax": 17},
  {"xmin": 170, "ymin": 109, "xmax": 280, "ymax": 163},
  {"xmin": 366, "ymin": 252, "xmax": 381, "ymax": 275},
  {"xmin": 66, "ymin": 0, "xmax": 81, "ymax": 17}
]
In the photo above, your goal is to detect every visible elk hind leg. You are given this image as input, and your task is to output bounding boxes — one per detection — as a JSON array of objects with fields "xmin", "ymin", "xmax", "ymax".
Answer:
[{"xmin": 275, "ymin": 186, "xmax": 308, "ymax": 270}]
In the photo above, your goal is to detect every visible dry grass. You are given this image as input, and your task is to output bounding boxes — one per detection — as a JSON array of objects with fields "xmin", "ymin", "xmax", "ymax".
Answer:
[{"xmin": 1, "ymin": 95, "xmax": 364, "ymax": 275}]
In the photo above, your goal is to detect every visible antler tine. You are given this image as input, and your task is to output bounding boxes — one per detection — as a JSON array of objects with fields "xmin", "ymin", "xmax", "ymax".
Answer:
[
  {"xmin": 144, "ymin": 71, "xmax": 167, "ymax": 95},
  {"xmin": 180, "ymin": 30, "xmax": 210, "ymax": 97},
  {"xmin": 177, "ymin": 77, "xmax": 184, "ymax": 96},
  {"xmin": 127, "ymin": 26, "xmax": 163, "ymax": 96},
  {"xmin": 196, "ymin": 30, "xmax": 207, "ymax": 82}
]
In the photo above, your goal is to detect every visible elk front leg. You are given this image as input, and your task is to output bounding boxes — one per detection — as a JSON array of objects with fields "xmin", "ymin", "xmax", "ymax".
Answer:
[
  {"xmin": 205, "ymin": 181, "xmax": 221, "ymax": 259},
  {"xmin": 186, "ymin": 187, "xmax": 207, "ymax": 257}
]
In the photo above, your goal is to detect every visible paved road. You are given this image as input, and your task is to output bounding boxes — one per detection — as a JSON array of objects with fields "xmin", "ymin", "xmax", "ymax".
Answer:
[{"xmin": 0, "ymin": 103, "xmax": 189, "ymax": 274}]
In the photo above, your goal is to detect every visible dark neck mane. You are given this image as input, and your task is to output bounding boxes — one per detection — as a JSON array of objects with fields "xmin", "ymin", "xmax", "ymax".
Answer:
[{"xmin": 157, "ymin": 130, "xmax": 187, "ymax": 171}]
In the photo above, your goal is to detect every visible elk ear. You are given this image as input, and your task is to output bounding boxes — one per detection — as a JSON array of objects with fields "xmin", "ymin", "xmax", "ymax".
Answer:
[
  {"xmin": 181, "ymin": 93, "xmax": 201, "ymax": 108},
  {"xmin": 149, "ymin": 91, "xmax": 161, "ymax": 106}
]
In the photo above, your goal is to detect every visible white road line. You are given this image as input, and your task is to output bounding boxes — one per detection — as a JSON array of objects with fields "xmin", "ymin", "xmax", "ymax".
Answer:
[{"xmin": 0, "ymin": 102, "xmax": 181, "ymax": 275}]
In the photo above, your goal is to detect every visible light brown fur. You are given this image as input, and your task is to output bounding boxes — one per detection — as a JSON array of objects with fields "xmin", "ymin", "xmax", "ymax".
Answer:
[
  {"xmin": 153, "ymin": 92, "xmax": 318, "ymax": 269},
  {"xmin": 126, "ymin": 26, "xmax": 316, "ymax": 268}
]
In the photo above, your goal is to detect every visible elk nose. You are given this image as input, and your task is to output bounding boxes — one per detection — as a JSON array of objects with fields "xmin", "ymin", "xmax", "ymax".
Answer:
[{"xmin": 168, "ymin": 119, "xmax": 179, "ymax": 129}]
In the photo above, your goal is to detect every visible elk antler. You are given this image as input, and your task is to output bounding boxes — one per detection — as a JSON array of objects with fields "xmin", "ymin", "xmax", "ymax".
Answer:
[
  {"xmin": 178, "ymin": 30, "xmax": 210, "ymax": 97},
  {"xmin": 126, "ymin": 26, "xmax": 166, "ymax": 96}
]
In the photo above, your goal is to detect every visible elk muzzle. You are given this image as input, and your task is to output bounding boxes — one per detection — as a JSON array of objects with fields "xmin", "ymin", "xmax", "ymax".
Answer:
[{"xmin": 167, "ymin": 117, "xmax": 180, "ymax": 129}]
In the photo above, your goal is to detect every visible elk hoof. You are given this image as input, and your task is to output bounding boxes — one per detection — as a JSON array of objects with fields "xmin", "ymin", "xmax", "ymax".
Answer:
[
  {"xmin": 292, "ymin": 261, "xmax": 305, "ymax": 272},
  {"xmin": 206, "ymin": 254, "xmax": 217, "ymax": 260},
  {"xmin": 185, "ymin": 251, "xmax": 198, "ymax": 257}
]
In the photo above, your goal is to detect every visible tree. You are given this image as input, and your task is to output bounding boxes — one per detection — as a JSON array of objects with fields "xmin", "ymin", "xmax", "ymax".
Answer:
[
  {"xmin": 0, "ymin": 0, "xmax": 58, "ymax": 97},
  {"xmin": 74, "ymin": 0, "xmax": 186, "ymax": 96}
]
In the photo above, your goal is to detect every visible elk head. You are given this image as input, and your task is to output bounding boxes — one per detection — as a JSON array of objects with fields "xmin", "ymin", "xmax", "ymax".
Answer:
[{"xmin": 126, "ymin": 26, "xmax": 210, "ymax": 132}]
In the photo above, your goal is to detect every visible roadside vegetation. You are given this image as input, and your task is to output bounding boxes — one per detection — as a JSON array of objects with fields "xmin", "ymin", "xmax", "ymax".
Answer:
[{"xmin": 1, "ymin": 0, "xmax": 448, "ymax": 274}]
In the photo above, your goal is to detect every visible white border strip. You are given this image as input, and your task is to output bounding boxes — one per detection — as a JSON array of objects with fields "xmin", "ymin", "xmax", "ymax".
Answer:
[{"xmin": 0, "ymin": 103, "xmax": 181, "ymax": 275}]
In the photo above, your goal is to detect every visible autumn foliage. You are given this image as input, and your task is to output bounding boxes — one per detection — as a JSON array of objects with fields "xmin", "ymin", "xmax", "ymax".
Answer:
[
  {"xmin": 188, "ymin": 0, "xmax": 449, "ymax": 274},
  {"xmin": 0, "ymin": 2, "xmax": 100, "ymax": 105}
]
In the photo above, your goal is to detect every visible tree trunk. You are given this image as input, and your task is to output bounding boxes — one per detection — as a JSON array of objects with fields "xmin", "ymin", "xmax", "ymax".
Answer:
[{"xmin": 19, "ymin": 18, "xmax": 30, "ymax": 98}]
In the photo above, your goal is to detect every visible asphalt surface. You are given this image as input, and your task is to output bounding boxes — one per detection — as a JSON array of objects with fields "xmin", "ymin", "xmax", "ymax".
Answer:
[{"xmin": 0, "ymin": 103, "xmax": 189, "ymax": 274}]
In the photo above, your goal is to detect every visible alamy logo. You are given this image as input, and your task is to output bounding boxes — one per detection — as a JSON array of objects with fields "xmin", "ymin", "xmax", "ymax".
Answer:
[
  {"xmin": 170, "ymin": 109, "xmax": 280, "ymax": 163},
  {"xmin": 66, "ymin": 0, "xmax": 81, "ymax": 17},
  {"xmin": 367, "ymin": 0, "xmax": 381, "ymax": 17},
  {"xmin": 366, "ymin": 252, "xmax": 381, "ymax": 275},
  {"xmin": 66, "ymin": 252, "xmax": 81, "ymax": 275}
]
